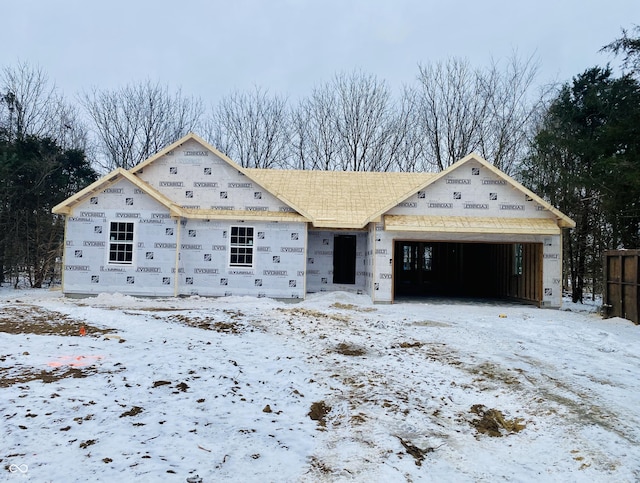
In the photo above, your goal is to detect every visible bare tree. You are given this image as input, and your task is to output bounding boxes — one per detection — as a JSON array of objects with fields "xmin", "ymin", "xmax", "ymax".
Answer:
[
  {"xmin": 205, "ymin": 86, "xmax": 290, "ymax": 169},
  {"xmin": 415, "ymin": 55, "xmax": 542, "ymax": 173},
  {"xmin": 290, "ymin": 71, "xmax": 405, "ymax": 172},
  {"xmin": 334, "ymin": 71, "xmax": 396, "ymax": 171},
  {"xmin": 384, "ymin": 86, "xmax": 426, "ymax": 172},
  {"xmin": 416, "ymin": 58, "xmax": 487, "ymax": 171},
  {"xmin": 290, "ymin": 83, "xmax": 340, "ymax": 170},
  {"xmin": 477, "ymin": 55, "xmax": 544, "ymax": 173},
  {"xmin": 0, "ymin": 62, "xmax": 87, "ymax": 148},
  {"xmin": 81, "ymin": 81, "xmax": 203, "ymax": 171}
]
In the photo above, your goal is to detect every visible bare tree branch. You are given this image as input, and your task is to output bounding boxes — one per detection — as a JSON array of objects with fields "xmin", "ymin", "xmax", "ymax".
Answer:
[{"xmin": 81, "ymin": 80, "xmax": 203, "ymax": 171}]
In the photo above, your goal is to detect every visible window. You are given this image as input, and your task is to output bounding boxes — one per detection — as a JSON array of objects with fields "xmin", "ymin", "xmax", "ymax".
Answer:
[
  {"xmin": 423, "ymin": 245, "xmax": 433, "ymax": 271},
  {"xmin": 514, "ymin": 243, "xmax": 523, "ymax": 275},
  {"xmin": 109, "ymin": 222, "xmax": 134, "ymax": 264},
  {"xmin": 402, "ymin": 243, "xmax": 432, "ymax": 271},
  {"xmin": 229, "ymin": 226, "xmax": 254, "ymax": 267}
]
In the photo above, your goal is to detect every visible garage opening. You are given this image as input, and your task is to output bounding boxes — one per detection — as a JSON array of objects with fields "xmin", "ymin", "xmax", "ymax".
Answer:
[{"xmin": 393, "ymin": 241, "xmax": 542, "ymax": 304}]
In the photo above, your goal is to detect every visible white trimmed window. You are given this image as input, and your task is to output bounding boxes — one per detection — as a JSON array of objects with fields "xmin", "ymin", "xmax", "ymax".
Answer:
[
  {"xmin": 229, "ymin": 226, "xmax": 254, "ymax": 267},
  {"xmin": 109, "ymin": 222, "xmax": 134, "ymax": 264}
]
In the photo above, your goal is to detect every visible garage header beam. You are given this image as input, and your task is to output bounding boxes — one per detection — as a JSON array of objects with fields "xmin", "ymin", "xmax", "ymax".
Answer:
[{"xmin": 384, "ymin": 215, "xmax": 561, "ymax": 235}]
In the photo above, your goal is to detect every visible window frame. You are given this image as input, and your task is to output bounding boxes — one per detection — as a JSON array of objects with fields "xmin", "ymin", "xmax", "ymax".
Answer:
[
  {"xmin": 513, "ymin": 243, "xmax": 523, "ymax": 276},
  {"xmin": 108, "ymin": 221, "xmax": 135, "ymax": 265},
  {"xmin": 228, "ymin": 225, "xmax": 255, "ymax": 268}
]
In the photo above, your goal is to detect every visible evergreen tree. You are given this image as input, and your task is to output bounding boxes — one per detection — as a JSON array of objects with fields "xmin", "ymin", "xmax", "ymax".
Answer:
[
  {"xmin": 0, "ymin": 135, "xmax": 97, "ymax": 287},
  {"xmin": 522, "ymin": 67, "xmax": 640, "ymax": 302}
]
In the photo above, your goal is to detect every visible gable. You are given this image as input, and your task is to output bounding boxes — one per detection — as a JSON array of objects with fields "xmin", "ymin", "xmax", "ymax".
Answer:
[
  {"xmin": 384, "ymin": 155, "xmax": 575, "ymax": 230},
  {"xmin": 52, "ymin": 168, "xmax": 181, "ymax": 217},
  {"xmin": 72, "ymin": 178, "xmax": 172, "ymax": 215},
  {"xmin": 134, "ymin": 138, "xmax": 296, "ymax": 214},
  {"xmin": 387, "ymin": 158, "xmax": 546, "ymax": 218}
]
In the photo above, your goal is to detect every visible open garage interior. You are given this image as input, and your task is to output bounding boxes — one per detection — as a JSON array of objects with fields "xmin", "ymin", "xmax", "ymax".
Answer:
[{"xmin": 394, "ymin": 241, "xmax": 542, "ymax": 305}]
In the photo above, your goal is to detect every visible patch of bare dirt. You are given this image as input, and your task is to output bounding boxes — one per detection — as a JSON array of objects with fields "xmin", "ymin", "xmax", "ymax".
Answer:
[
  {"xmin": 390, "ymin": 341, "xmax": 424, "ymax": 349},
  {"xmin": 175, "ymin": 382, "xmax": 189, "ymax": 392},
  {"xmin": 0, "ymin": 366, "xmax": 97, "ymax": 387},
  {"xmin": 468, "ymin": 404, "xmax": 526, "ymax": 437},
  {"xmin": 119, "ymin": 406, "xmax": 144, "ymax": 418},
  {"xmin": 396, "ymin": 436, "xmax": 441, "ymax": 466},
  {"xmin": 79, "ymin": 439, "xmax": 96, "ymax": 449},
  {"xmin": 334, "ymin": 342, "xmax": 366, "ymax": 356},
  {"xmin": 309, "ymin": 401, "xmax": 331, "ymax": 427},
  {"xmin": 330, "ymin": 302, "xmax": 376, "ymax": 313},
  {"xmin": 413, "ymin": 320, "xmax": 450, "ymax": 328},
  {"xmin": 308, "ymin": 456, "xmax": 333, "ymax": 475},
  {"xmin": 0, "ymin": 305, "xmax": 113, "ymax": 337},
  {"xmin": 154, "ymin": 314, "xmax": 245, "ymax": 333},
  {"xmin": 152, "ymin": 380, "xmax": 172, "ymax": 388},
  {"xmin": 277, "ymin": 307, "xmax": 350, "ymax": 323},
  {"xmin": 468, "ymin": 362, "xmax": 522, "ymax": 387}
]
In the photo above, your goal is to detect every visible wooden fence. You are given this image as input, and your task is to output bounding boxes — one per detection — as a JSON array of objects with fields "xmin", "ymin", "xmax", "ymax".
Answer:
[{"xmin": 603, "ymin": 250, "xmax": 640, "ymax": 324}]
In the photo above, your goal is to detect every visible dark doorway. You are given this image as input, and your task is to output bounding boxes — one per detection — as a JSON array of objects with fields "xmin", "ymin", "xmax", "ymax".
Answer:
[{"xmin": 333, "ymin": 235, "xmax": 356, "ymax": 284}]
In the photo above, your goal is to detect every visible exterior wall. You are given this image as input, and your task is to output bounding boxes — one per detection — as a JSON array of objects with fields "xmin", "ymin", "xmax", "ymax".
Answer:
[
  {"xmin": 372, "ymin": 222, "xmax": 394, "ymax": 302},
  {"xmin": 542, "ymin": 234, "xmax": 563, "ymax": 306},
  {"xmin": 61, "ymin": 178, "xmax": 308, "ymax": 299},
  {"xmin": 363, "ymin": 224, "xmax": 376, "ymax": 299},
  {"xmin": 136, "ymin": 139, "xmax": 294, "ymax": 213},
  {"xmin": 387, "ymin": 159, "xmax": 551, "ymax": 219},
  {"xmin": 375, "ymin": 158, "xmax": 564, "ymax": 306},
  {"xmin": 62, "ymin": 179, "xmax": 178, "ymax": 296},
  {"xmin": 306, "ymin": 230, "xmax": 368, "ymax": 293},
  {"xmin": 177, "ymin": 219, "xmax": 306, "ymax": 299}
]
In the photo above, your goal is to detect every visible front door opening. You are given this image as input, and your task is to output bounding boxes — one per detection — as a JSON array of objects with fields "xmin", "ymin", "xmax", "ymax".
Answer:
[{"xmin": 333, "ymin": 235, "xmax": 356, "ymax": 284}]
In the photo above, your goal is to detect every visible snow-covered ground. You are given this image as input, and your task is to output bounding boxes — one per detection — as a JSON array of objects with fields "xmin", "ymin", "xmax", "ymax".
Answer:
[{"xmin": 1, "ymin": 288, "xmax": 639, "ymax": 482}]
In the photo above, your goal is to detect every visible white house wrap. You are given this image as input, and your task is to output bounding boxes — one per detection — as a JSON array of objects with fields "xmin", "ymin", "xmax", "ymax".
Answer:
[{"xmin": 53, "ymin": 133, "xmax": 575, "ymax": 306}]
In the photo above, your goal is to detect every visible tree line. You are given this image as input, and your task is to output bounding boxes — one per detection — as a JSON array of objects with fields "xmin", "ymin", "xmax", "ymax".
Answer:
[{"xmin": 1, "ymin": 27, "xmax": 639, "ymax": 303}]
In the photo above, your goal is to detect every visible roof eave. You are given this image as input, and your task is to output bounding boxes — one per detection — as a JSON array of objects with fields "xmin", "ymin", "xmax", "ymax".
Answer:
[
  {"xmin": 51, "ymin": 168, "xmax": 184, "ymax": 217},
  {"xmin": 52, "ymin": 168, "xmax": 128, "ymax": 215}
]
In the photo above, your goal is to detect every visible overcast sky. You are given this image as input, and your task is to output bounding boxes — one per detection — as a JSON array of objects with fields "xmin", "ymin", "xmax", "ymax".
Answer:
[{"xmin": 2, "ymin": 0, "xmax": 639, "ymax": 105}]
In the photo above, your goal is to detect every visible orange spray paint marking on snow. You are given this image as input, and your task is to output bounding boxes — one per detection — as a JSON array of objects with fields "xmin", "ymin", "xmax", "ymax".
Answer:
[
  {"xmin": 79, "ymin": 326, "xmax": 86, "ymax": 336},
  {"xmin": 47, "ymin": 355, "xmax": 103, "ymax": 367}
]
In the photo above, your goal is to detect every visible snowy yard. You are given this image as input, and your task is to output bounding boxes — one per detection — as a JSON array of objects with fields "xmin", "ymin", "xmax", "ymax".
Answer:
[{"xmin": 1, "ymin": 288, "xmax": 639, "ymax": 482}]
